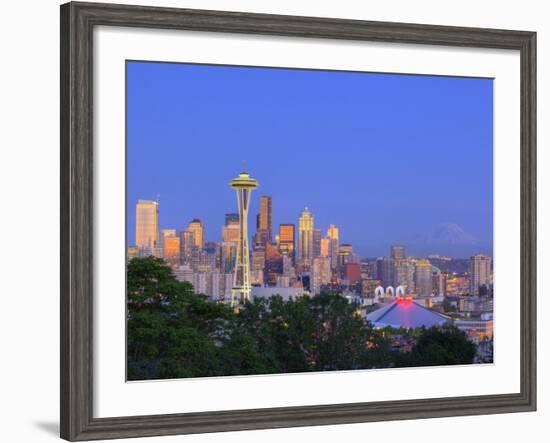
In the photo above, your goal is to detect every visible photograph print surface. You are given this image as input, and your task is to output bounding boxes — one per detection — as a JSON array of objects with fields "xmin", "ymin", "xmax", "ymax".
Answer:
[{"xmin": 126, "ymin": 61, "xmax": 494, "ymax": 381}]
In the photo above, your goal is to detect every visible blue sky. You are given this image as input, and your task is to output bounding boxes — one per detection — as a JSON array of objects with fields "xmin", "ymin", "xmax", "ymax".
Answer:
[{"xmin": 127, "ymin": 61, "xmax": 493, "ymax": 257}]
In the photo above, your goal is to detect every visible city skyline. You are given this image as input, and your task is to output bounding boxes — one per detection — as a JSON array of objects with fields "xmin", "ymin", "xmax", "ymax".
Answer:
[
  {"xmin": 130, "ymin": 190, "xmax": 494, "ymax": 266},
  {"xmin": 127, "ymin": 61, "xmax": 493, "ymax": 257},
  {"xmin": 129, "ymin": 192, "xmax": 490, "ymax": 259},
  {"xmin": 129, "ymin": 189, "xmax": 493, "ymax": 302}
]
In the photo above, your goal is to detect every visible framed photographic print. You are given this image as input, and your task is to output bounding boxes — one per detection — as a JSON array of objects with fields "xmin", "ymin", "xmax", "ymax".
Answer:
[{"xmin": 60, "ymin": 1, "xmax": 536, "ymax": 441}]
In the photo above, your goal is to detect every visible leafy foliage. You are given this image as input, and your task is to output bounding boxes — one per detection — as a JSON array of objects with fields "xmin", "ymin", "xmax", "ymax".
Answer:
[
  {"xmin": 127, "ymin": 257, "xmax": 477, "ymax": 380},
  {"xmin": 394, "ymin": 325, "xmax": 477, "ymax": 367}
]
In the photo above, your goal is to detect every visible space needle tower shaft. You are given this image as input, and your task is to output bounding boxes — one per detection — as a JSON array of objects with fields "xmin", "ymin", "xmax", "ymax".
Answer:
[{"xmin": 228, "ymin": 171, "xmax": 259, "ymax": 306}]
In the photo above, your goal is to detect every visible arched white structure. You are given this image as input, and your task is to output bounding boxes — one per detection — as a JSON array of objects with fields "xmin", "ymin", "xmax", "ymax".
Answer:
[
  {"xmin": 385, "ymin": 286, "xmax": 395, "ymax": 297},
  {"xmin": 396, "ymin": 285, "xmax": 406, "ymax": 297},
  {"xmin": 374, "ymin": 286, "xmax": 385, "ymax": 299}
]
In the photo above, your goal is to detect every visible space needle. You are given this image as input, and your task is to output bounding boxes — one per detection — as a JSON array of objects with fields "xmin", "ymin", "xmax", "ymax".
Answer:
[{"xmin": 228, "ymin": 170, "xmax": 259, "ymax": 307}]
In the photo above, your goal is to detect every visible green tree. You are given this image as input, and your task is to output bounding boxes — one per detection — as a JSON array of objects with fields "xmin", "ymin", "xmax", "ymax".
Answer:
[
  {"xmin": 396, "ymin": 325, "xmax": 477, "ymax": 367},
  {"xmin": 234, "ymin": 293, "xmax": 391, "ymax": 373},
  {"xmin": 127, "ymin": 257, "xmax": 268, "ymax": 379},
  {"xmin": 127, "ymin": 257, "xmax": 475, "ymax": 379}
]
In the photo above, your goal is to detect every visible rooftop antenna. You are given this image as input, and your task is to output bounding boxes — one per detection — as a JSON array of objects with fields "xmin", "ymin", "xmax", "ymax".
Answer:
[{"xmin": 156, "ymin": 193, "xmax": 160, "ymax": 205}]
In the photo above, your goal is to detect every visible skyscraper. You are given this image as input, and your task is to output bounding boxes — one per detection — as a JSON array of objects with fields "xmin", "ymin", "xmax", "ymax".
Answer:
[
  {"xmin": 278, "ymin": 224, "xmax": 295, "ymax": 260},
  {"xmin": 469, "ymin": 254, "xmax": 492, "ymax": 296},
  {"xmin": 179, "ymin": 229, "xmax": 194, "ymax": 265},
  {"xmin": 163, "ymin": 236, "xmax": 181, "ymax": 266},
  {"xmin": 187, "ymin": 219, "xmax": 205, "ymax": 249},
  {"xmin": 265, "ymin": 242, "xmax": 283, "ymax": 286},
  {"xmin": 432, "ymin": 267, "xmax": 447, "ymax": 297},
  {"xmin": 219, "ymin": 242, "xmax": 237, "ymax": 274},
  {"xmin": 159, "ymin": 229, "xmax": 176, "ymax": 250},
  {"xmin": 394, "ymin": 258, "xmax": 415, "ymax": 292},
  {"xmin": 320, "ymin": 236, "xmax": 330, "ymax": 258},
  {"xmin": 251, "ymin": 247, "xmax": 266, "ymax": 272},
  {"xmin": 298, "ymin": 207, "xmax": 314, "ymax": 268},
  {"xmin": 229, "ymin": 171, "xmax": 259, "ymax": 305},
  {"xmin": 258, "ymin": 195, "xmax": 273, "ymax": 243},
  {"xmin": 391, "ymin": 245, "xmax": 409, "ymax": 289},
  {"xmin": 327, "ymin": 224, "xmax": 339, "ymax": 271},
  {"xmin": 311, "ymin": 256, "xmax": 331, "ymax": 294},
  {"xmin": 313, "ymin": 228, "xmax": 322, "ymax": 258},
  {"xmin": 282, "ymin": 255, "xmax": 295, "ymax": 278},
  {"xmin": 377, "ymin": 256, "xmax": 394, "ymax": 287},
  {"xmin": 135, "ymin": 200, "xmax": 159, "ymax": 255},
  {"xmin": 415, "ymin": 259, "xmax": 433, "ymax": 297}
]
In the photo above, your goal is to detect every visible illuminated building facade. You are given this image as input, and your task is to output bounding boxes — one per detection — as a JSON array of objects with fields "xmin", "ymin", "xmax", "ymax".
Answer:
[
  {"xmin": 278, "ymin": 223, "xmax": 295, "ymax": 261},
  {"xmin": 163, "ymin": 236, "xmax": 181, "ymax": 266},
  {"xmin": 159, "ymin": 229, "xmax": 176, "ymax": 249},
  {"xmin": 338, "ymin": 243, "xmax": 357, "ymax": 269},
  {"xmin": 257, "ymin": 195, "xmax": 273, "ymax": 244},
  {"xmin": 320, "ymin": 236, "xmax": 330, "ymax": 258},
  {"xmin": 135, "ymin": 199, "xmax": 159, "ymax": 255},
  {"xmin": 298, "ymin": 207, "xmax": 314, "ymax": 268},
  {"xmin": 327, "ymin": 224, "xmax": 339, "ymax": 270},
  {"xmin": 187, "ymin": 219, "xmax": 205, "ymax": 249}
]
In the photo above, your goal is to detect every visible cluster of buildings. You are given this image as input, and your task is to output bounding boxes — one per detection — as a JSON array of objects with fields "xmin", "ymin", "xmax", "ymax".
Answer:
[
  {"xmin": 128, "ymin": 195, "xmax": 365, "ymax": 301},
  {"xmin": 366, "ymin": 249, "xmax": 492, "ymax": 298},
  {"xmin": 128, "ymin": 197, "xmax": 492, "ymax": 304},
  {"xmin": 127, "ymin": 170, "xmax": 493, "ymax": 358}
]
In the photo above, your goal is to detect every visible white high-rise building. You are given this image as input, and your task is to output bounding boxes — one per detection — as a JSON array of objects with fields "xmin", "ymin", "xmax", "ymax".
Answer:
[
  {"xmin": 208, "ymin": 272, "xmax": 221, "ymax": 301},
  {"xmin": 222, "ymin": 273, "xmax": 234, "ymax": 302},
  {"xmin": 193, "ymin": 273, "xmax": 208, "ymax": 295},
  {"xmin": 311, "ymin": 256, "xmax": 331, "ymax": 294},
  {"xmin": 135, "ymin": 200, "xmax": 159, "ymax": 255},
  {"xmin": 415, "ymin": 259, "xmax": 433, "ymax": 297},
  {"xmin": 470, "ymin": 254, "xmax": 492, "ymax": 295}
]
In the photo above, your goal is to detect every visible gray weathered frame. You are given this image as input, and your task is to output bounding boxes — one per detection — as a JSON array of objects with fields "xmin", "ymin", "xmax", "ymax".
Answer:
[{"xmin": 60, "ymin": 1, "xmax": 537, "ymax": 441}]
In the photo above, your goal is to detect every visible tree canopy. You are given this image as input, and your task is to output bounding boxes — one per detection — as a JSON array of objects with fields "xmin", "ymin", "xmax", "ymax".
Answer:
[{"xmin": 127, "ymin": 257, "xmax": 477, "ymax": 380}]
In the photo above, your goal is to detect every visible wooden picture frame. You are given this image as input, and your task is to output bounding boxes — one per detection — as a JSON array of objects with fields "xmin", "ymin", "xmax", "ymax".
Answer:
[{"xmin": 60, "ymin": 1, "xmax": 536, "ymax": 440}]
